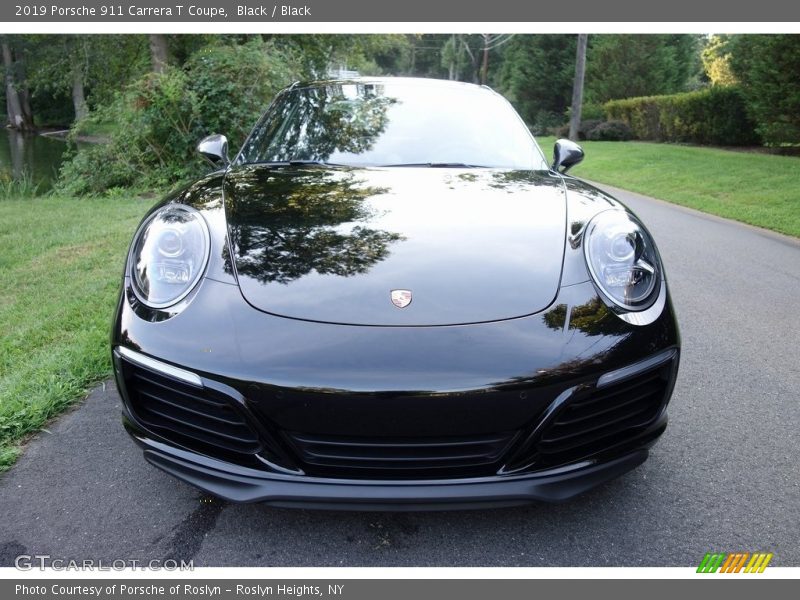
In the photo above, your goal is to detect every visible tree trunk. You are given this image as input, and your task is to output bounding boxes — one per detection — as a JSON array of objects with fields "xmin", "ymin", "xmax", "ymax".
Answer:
[
  {"xmin": 2, "ymin": 41, "xmax": 31, "ymax": 131},
  {"xmin": 17, "ymin": 53, "xmax": 33, "ymax": 128},
  {"xmin": 149, "ymin": 34, "xmax": 169, "ymax": 73},
  {"xmin": 569, "ymin": 34, "xmax": 589, "ymax": 142},
  {"xmin": 448, "ymin": 35, "xmax": 456, "ymax": 80},
  {"xmin": 480, "ymin": 36, "xmax": 490, "ymax": 85},
  {"xmin": 71, "ymin": 63, "xmax": 88, "ymax": 121},
  {"xmin": 20, "ymin": 86, "xmax": 33, "ymax": 125},
  {"xmin": 461, "ymin": 39, "xmax": 479, "ymax": 83},
  {"xmin": 17, "ymin": 55, "xmax": 34, "ymax": 125}
]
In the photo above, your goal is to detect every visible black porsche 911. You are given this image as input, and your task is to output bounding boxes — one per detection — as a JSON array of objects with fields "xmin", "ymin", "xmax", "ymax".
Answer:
[{"xmin": 112, "ymin": 77, "xmax": 680, "ymax": 509}]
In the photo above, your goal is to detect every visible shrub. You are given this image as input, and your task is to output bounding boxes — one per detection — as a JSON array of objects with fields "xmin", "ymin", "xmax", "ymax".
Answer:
[
  {"xmin": 580, "ymin": 103, "xmax": 606, "ymax": 121},
  {"xmin": 565, "ymin": 102, "xmax": 605, "ymax": 123},
  {"xmin": 578, "ymin": 119, "xmax": 604, "ymax": 140},
  {"xmin": 57, "ymin": 40, "xmax": 303, "ymax": 195},
  {"xmin": 529, "ymin": 110, "xmax": 565, "ymax": 136},
  {"xmin": 58, "ymin": 68, "xmax": 200, "ymax": 194},
  {"xmin": 554, "ymin": 123, "xmax": 570, "ymax": 138},
  {"xmin": 552, "ymin": 119, "xmax": 605, "ymax": 140},
  {"xmin": 586, "ymin": 120, "xmax": 633, "ymax": 141},
  {"xmin": 604, "ymin": 86, "xmax": 760, "ymax": 146}
]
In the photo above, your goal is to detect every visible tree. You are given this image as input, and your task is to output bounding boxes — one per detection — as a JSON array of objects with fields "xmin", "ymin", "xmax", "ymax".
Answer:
[
  {"xmin": 23, "ymin": 35, "xmax": 146, "ymax": 125},
  {"xmin": 702, "ymin": 35, "xmax": 737, "ymax": 86},
  {"xmin": 270, "ymin": 34, "xmax": 411, "ymax": 78},
  {"xmin": 57, "ymin": 38, "xmax": 305, "ymax": 193},
  {"xmin": 585, "ymin": 35, "xmax": 701, "ymax": 104},
  {"xmin": 441, "ymin": 34, "xmax": 476, "ymax": 81},
  {"xmin": 569, "ymin": 34, "xmax": 588, "ymax": 141},
  {"xmin": 729, "ymin": 35, "xmax": 800, "ymax": 145},
  {"xmin": 442, "ymin": 35, "xmax": 460, "ymax": 80},
  {"xmin": 478, "ymin": 34, "xmax": 514, "ymax": 85},
  {"xmin": 149, "ymin": 34, "xmax": 169, "ymax": 73},
  {"xmin": 2, "ymin": 36, "xmax": 33, "ymax": 130},
  {"xmin": 68, "ymin": 38, "xmax": 88, "ymax": 121},
  {"xmin": 496, "ymin": 35, "xmax": 577, "ymax": 131},
  {"xmin": 23, "ymin": 35, "xmax": 84, "ymax": 123},
  {"xmin": 401, "ymin": 34, "xmax": 451, "ymax": 78},
  {"xmin": 227, "ymin": 169, "xmax": 401, "ymax": 285}
]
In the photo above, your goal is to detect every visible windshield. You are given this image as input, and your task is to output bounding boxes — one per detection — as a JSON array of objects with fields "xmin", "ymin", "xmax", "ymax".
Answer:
[{"xmin": 238, "ymin": 80, "xmax": 549, "ymax": 170}]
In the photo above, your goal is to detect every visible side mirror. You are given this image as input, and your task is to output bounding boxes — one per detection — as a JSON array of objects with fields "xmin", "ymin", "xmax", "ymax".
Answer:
[
  {"xmin": 197, "ymin": 134, "xmax": 230, "ymax": 168},
  {"xmin": 552, "ymin": 138, "xmax": 584, "ymax": 173}
]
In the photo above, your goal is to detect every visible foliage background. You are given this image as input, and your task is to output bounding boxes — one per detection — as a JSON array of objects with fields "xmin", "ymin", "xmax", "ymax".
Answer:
[{"xmin": 1, "ymin": 33, "xmax": 799, "ymax": 195}]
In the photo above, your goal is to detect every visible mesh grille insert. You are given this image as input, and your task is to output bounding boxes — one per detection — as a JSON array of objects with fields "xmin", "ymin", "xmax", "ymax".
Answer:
[
  {"xmin": 125, "ymin": 365, "xmax": 261, "ymax": 456},
  {"xmin": 285, "ymin": 430, "xmax": 519, "ymax": 479},
  {"xmin": 535, "ymin": 364, "xmax": 671, "ymax": 467}
]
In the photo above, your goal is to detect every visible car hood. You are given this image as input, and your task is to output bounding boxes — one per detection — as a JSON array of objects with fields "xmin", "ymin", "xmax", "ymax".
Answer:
[{"xmin": 223, "ymin": 165, "xmax": 566, "ymax": 326}]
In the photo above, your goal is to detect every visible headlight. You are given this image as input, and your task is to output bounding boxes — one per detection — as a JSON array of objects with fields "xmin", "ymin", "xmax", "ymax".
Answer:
[
  {"xmin": 584, "ymin": 210, "xmax": 661, "ymax": 311},
  {"xmin": 129, "ymin": 205, "xmax": 210, "ymax": 308}
]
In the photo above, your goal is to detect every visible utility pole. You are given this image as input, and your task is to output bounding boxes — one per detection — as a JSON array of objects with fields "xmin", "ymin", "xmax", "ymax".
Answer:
[{"xmin": 569, "ymin": 34, "xmax": 588, "ymax": 142}]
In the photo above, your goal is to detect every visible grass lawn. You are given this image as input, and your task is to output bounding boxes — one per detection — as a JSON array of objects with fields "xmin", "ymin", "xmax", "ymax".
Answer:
[
  {"xmin": 539, "ymin": 137, "xmax": 800, "ymax": 238},
  {"xmin": 0, "ymin": 196, "xmax": 153, "ymax": 470}
]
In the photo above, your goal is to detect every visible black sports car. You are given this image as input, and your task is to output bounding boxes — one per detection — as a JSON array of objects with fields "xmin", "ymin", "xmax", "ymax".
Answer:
[{"xmin": 112, "ymin": 77, "xmax": 680, "ymax": 509}]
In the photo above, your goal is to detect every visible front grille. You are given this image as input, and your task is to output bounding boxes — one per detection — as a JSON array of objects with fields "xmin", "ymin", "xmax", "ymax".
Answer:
[
  {"xmin": 534, "ymin": 358, "xmax": 673, "ymax": 467},
  {"xmin": 285, "ymin": 430, "xmax": 519, "ymax": 479},
  {"xmin": 124, "ymin": 364, "xmax": 262, "ymax": 457}
]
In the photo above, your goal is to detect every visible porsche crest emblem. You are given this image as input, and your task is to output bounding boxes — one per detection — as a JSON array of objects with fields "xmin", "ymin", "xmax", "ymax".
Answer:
[{"xmin": 390, "ymin": 289, "xmax": 412, "ymax": 309}]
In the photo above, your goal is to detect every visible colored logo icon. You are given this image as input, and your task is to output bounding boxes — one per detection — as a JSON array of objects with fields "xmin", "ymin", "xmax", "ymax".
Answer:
[{"xmin": 697, "ymin": 552, "xmax": 773, "ymax": 573}]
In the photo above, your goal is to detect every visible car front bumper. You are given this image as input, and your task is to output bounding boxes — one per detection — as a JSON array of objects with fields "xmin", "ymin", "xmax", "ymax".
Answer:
[
  {"xmin": 124, "ymin": 411, "xmax": 662, "ymax": 509},
  {"xmin": 113, "ymin": 277, "xmax": 679, "ymax": 507}
]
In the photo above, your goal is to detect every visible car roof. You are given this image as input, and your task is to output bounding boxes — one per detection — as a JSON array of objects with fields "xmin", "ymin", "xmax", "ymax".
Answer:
[{"xmin": 288, "ymin": 77, "xmax": 495, "ymax": 94}]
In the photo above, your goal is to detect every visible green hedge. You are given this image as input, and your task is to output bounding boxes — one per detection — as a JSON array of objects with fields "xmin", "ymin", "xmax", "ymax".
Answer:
[{"xmin": 604, "ymin": 87, "xmax": 760, "ymax": 146}]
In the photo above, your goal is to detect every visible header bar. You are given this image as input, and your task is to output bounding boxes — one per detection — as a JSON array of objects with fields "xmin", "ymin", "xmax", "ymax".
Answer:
[{"xmin": 4, "ymin": 0, "xmax": 800, "ymax": 23}]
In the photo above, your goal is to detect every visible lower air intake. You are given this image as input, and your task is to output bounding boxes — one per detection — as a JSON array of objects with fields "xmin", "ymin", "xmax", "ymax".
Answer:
[
  {"xmin": 123, "ymin": 362, "xmax": 262, "ymax": 457},
  {"xmin": 285, "ymin": 430, "xmax": 519, "ymax": 479},
  {"xmin": 535, "ymin": 353, "xmax": 676, "ymax": 467}
]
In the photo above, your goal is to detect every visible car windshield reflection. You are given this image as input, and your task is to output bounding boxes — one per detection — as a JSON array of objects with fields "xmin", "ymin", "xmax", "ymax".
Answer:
[{"xmin": 238, "ymin": 80, "xmax": 549, "ymax": 170}]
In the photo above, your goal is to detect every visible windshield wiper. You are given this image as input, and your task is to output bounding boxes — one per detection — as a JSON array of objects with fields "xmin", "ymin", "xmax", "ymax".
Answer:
[
  {"xmin": 250, "ymin": 160, "xmax": 347, "ymax": 167},
  {"xmin": 379, "ymin": 162, "xmax": 488, "ymax": 168}
]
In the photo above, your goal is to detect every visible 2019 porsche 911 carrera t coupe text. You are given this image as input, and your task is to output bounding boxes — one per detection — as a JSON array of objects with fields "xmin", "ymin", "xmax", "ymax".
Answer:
[{"xmin": 112, "ymin": 77, "xmax": 680, "ymax": 509}]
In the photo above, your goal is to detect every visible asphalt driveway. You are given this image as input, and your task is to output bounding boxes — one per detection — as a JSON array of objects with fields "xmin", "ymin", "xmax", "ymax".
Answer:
[{"xmin": 1, "ymin": 184, "xmax": 798, "ymax": 567}]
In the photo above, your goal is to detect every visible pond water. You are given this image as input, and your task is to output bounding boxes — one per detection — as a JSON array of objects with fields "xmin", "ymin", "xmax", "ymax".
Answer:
[{"xmin": 0, "ymin": 129, "xmax": 73, "ymax": 193}]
